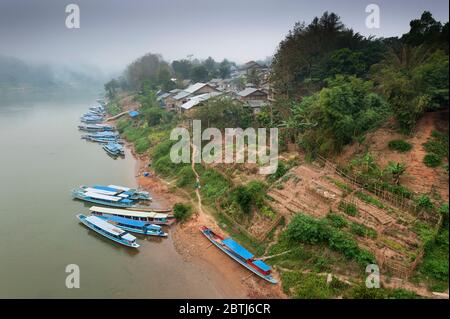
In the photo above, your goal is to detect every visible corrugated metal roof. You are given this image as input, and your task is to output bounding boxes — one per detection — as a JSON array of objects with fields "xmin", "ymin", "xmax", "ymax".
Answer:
[
  {"xmin": 237, "ymin": 88, "xmax": 258, "ymax": 97},
  {"xmin": 184, "ymin": 82, "xmax": 207, "ymax": 93},
  {"xmin": 173, "ymin": 90, "xmax": 191, "ymax": 100},
  {"xmin": 180, "ymin": 92, "xmax": 222, "ymax": 110}
]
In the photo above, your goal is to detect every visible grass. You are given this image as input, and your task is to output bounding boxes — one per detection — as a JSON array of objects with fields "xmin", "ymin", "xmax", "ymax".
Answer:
[
  {"xmin": 355, "ymin": 191, "xmax": 385, "ymax": 209},
  {"xmin": 105, "ymin": 101, "xmax": 122, "ymax": 116},
  {"xmin": 423, "ymin": 130, "xmax": 448, "ymax": 168},
  {"xmin": 388, "ymin": 140, "xmax": 412, "ymax": 152}
]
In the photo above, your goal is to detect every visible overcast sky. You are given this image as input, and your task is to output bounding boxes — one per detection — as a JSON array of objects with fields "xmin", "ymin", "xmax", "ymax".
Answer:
[{"xmin": 0, "ymin": 0, "xmax": 448, "ymax": 72}]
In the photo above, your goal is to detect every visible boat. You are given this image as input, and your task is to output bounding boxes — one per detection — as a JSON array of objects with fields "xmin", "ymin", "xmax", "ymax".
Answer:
[
  {"xmin": 83, "ymin": 136, "xmax": 123, "ymax": 144},
  {"xmin": 72, "ymin": 188, "xmax": 138, "ymax": 208},
  {"xmin": 85, "ymin": 131, "xmax": 119, "ymax": 139},
  {"xmin": 76, "ymin": 213, "xmax": 139, "ymax": 248},
  {"xmin": 97, "ymin": 214, "xmax": 168, "ymax": 237},
  {"xmin": 80, "ymin": 185, "xmax": 151, "ymax": 201},
  {"xmin": 103, "ymin": 142, "xmax": 125, "ymax": 157},
  {"xmin": 81, "ymin": 116, "xmax": 103, "ymax": 124},
  {"xmin": 200, "ymin": 226, "xmax": 277, "ymax": 284},
  {"xmin": 89, "ymin": 206, "xmax": 175, "ymax": 226},
  {"xmin": 78, "ymin": 124, "xmax": 115, "ymax": 132}
]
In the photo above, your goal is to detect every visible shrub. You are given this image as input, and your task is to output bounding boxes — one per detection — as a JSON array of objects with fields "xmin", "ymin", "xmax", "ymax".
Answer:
[
  {"xmin": 423, "ymin": 131, "xmax": 449, "ymax": 159},
  {"xmin": 416, "ymin": 195, "xmax": 434, "ymax": 212},
  {"xmin": 173, "ymin": 203, "xmax": 193, "ymax": 223},
  {"xmin": 326, "ymin": 212, "xmax": 348, "ymax": 228},
  {"xmin": 135, "ymin": 137, "xmax": 150, "ymax": 154},
  {"xmin": 388, "ymin": 140, "xmax": 412, "ymax": 152},
  {"xmin": 339, "ymin": 201, "xmax": 358, "ymax": 216},
  {"xmin": 176, "ymin": 166, "xmax": 195, "ymax": 187},
  {"xmin": 423, "ymin": 153, "xmax": 442, "ymax": 167}
]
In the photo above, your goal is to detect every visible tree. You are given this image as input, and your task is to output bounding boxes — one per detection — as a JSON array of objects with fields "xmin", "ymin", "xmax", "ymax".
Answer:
[
  {"xmin": 386, "ymin": 162, "xmax": 406, "ymax": 185},
  {"xmin": 371, "ymin": 46, "xmax": 449, "ymax": 132},
  {"xmin": 271, "ymin": 11, "xmax": 366, "ymax": 97},
  {"xmin": 247, "ymin": 68, "xmax": 261, "ymax": 87},
  {"xmin": 104, "ymin": 79, "xmax": 119, "ymax": 99},
  {"xmin": 190, "ymin": 65, "xmax": 209, "ymax": 82},
  {"xmin": 172, "ymin": 59, "xmax": 192, "ymax": 79},
  {"xmin": 219, "ymin": 59, "xmax": 231, "ymax": 78},
  {"xmin": 294, "ymin": 76, "xmax": 389, "ymax": 155}
]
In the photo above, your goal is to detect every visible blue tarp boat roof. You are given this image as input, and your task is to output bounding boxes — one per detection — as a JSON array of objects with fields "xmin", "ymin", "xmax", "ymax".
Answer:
[
  {"xmin": 253, "ymin": 260, "xmax": 271, "ymax": 272},
  {"xmin": 120, "ymin": 198, "xmax": 133, "ymax": 204},
  {"xmin": 128, "ymin": 110, "xmax": 139, "ymax": 117},
  {"xmin": 222, "ymin": 238, "xmax": 254, "ymax": 260},
  {"xmin": 100, "ymin": 215, "xmax": 161, "ymax": 230},
  {"xmin": 93, "ymin": 185, "xmax": 119, "ymax": 193}
]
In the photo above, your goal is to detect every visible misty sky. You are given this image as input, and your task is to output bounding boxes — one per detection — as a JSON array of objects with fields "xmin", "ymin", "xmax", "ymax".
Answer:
[{"xmin": 0, "ymin": 0, "xmax": 448, "ymax": 72}]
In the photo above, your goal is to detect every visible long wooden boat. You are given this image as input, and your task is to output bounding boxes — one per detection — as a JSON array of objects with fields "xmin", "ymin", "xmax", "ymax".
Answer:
[
  {"xmin": 78, "ymin": 124, "xmax": 115, "ymax": 132},
  {"xmin": 103, "ymin": 142, "xmax": 125, "ymax": 157},
  {"xmin": 76, "ymin": 213, "xmax": 139, "ymax": 248},
  {"xmin": 97, "ymin": 214, "xmax": 168, "ymax": 237},
  {"xmin": 89, "ymin": 206, "xmax": 175, "ymax": 226},
  {"xmin": 80, "ymin": 185, "xmax": 151, "ymax": 201},
  {"xmin": 72, "ymin": 189, "xmax": 139, "ymax": 208},
  {"xmin": 200, "ymin": 226, "xmax": 277, "ymax": 284}
]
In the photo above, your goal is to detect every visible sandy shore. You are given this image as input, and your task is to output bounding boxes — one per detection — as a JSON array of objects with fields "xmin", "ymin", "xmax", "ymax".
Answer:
[{"xmin": 127, "ymin": 142, "xmax": 285, "ymax": 299}]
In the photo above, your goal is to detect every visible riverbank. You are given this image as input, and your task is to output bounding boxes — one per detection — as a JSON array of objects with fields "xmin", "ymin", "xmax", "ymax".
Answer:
[{"xmin": 126, "ymin": 138, "xmax": 286, "ymax": 298}]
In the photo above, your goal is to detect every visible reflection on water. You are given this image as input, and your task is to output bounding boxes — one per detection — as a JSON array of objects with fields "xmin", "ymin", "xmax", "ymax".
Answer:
[{"xmin": 0, "ymin": 94, "xmax": 223, "ymax": 298}]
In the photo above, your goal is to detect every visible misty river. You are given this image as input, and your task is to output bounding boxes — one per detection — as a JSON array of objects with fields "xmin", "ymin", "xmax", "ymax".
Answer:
[{"xmin": 0, "ymin": 93, "xmax": 225, "ymax": 298}]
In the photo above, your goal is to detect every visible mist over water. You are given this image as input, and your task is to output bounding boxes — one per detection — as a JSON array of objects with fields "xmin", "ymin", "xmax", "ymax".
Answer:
[{"xmin": 0, "ymin": 94, "xmax": 224, "ymax": 298}]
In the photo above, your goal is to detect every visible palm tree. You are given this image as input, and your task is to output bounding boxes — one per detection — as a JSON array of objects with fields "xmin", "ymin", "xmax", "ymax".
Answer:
[{"xmin": 386, "ymin": 162, "xmax": 406, "ymax": 185}]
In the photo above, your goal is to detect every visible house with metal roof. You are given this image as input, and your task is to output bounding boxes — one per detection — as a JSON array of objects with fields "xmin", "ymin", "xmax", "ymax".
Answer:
[{"xmin": 172, "ymin": 82, "xmax": 220, "ymax": 110}]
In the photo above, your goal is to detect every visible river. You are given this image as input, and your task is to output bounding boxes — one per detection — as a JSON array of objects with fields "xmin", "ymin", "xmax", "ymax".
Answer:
[{"xmin": 0, "ymin": 94, "xmax": 225, "ymax": 298}]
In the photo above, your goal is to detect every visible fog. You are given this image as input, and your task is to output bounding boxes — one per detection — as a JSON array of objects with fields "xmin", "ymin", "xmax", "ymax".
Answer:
[{"xmin": 0, "ymin": 0, "xmax": 448, "ymax": 73}]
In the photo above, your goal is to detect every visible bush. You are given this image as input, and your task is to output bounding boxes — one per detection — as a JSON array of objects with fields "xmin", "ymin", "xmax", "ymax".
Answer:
[
  {"xmin": 388, "ymin": 140, "xmax": 412, "ymax": 152},
  {"xmin": 326, "ymin": 212, "xmax": 348, "ymax": 228},
  {"xmin": 173, "ymin": 203, "xmax": 193, "ymax": 223},
  {"xmin": 135, "ymin": 137, "xmax": 150, "ymax": 154},
  {"xmin": 176, "ymin": 166, "xmax": 195, "ymax": 187},
  {"xmin": 423, "ymin": 153, "xmax": 442, "ymax": 167},
  {"xmin": 339, "ymin": 201, "xmax": 359, "ymax": 216},
  {"xmin": 423, "ymin": 131, "xmax": 449, "ymax": 159},
  {"xmin": 284, "ymin": 214, "xmax": 374, "ymax": 267}
]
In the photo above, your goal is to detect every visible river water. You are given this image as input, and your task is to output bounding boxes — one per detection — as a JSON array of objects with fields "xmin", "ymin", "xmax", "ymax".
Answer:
[{"xmin": 0, "ymin": 94, "xmax": 223, "ymax": 298}]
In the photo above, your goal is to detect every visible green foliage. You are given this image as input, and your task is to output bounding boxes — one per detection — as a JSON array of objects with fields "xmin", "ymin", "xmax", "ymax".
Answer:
[
  {"xmin": 105, "ymin": 101, "xmax": 122, "ymax": 116},
  {"xmin": 339, "ymin": 201, "xmax": 359, "ymax": 216},
  {"xmin": 423, "ymin": 153, "xmax": 442, "ymax": 167},
  {"xmin": 295, "ymin": 76, "xmax": 389, "ymax": 155},
  {"xmin": 416, "ymin": 194, "xmax": 435, "ymax": 212},
  {"xmin": 267, "ymin": 161, "xmax": 289, "ymax": 182},
  {"xmin": 176, "ymin": 166, "xmax": 195, "ymax": 188},
  {"xmin": 372, "ymin": 47, "xmax": 449, "ymax": 132},
  {"xmin": 280, "ymin": 272, "xmax": 349, "ymax": 299},
  {"xmin": 355, "ymin": 191, "xmax": 385, "ymax": 209},
  {"xmin": 388, "ymin": 140, "xmax": 412, "ymax": 152},
  {"xmin": 192, "ymin": 97, "xmax": 253, "ymax": 129},
  {"xmin": 284, "ymin": 214, "xmax": 374, "ymax": 266},
  {"xmin": 350, "ymin": 222, "xmax": 377, "ymax": 239},
  {"xmin": 346, "ymin": 285, "xmax": 420, "ymax": 299},
  {"xmin": 423, "ymin": 131, "xmax": 448, "ymax": 160},
  {"xmin": 326, "ymin": 212, "xmax": 348, "ymax": 229},
  {"xmin": 173, "ymin": 203, "xmax": 193, "ymax": 223},
  {"xmin": 199, "ymin": 169, "xmax": 231, "ymax": 203},
  {"xmin": 230, "ymin": 181, "xmax": 267, "ymax": 214},
  {"xmin": 135, "ymin": 137, "xmax": 150, "ymax": 154}
]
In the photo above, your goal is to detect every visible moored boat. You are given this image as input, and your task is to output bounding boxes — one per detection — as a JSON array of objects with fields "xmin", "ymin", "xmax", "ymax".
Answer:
[
  {"xmin": 103, "ymin": 142, "xmax": 125, "ymax": 157},
  {"xmin": 80, "ymin": 185, "xmax": 151, "ymax": 201},
  {"xmin": 78, "ymin": 124, "xmax": 115, "ymax": 132},
  {"xmin": 76, "ymin": 213, "xmax": 139, "ymax": 248},
  {"xmin": 200, "ymin": 226, "xmax": 277, "ymax": 284},
  {"xmin": 72, "ymin": 188, "xmax": 137, "ymax": 208},
  {"xmin": 89, "ymin": 206, "xmax": 175, "ymax": 226},
  {"xmin": 97, "ymin": 214, "xmax": 168, "ymax": 237}
]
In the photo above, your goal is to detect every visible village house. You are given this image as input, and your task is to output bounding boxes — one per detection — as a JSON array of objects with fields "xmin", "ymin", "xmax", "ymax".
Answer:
[
  {"xmin": 172, "ymin": 82, "xmax": 220, "ymax": 109},
  {"xmin": 237, "ymin": 87, "xmax": 269, "ymax": 114}
]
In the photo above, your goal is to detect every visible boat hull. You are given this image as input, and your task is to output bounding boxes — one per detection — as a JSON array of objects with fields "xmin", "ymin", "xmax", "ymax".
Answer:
[
  {"xmin": 76, "ymin": 214, "xmax": 139, "ymax": 248},
  {"xmin": 200, "ymin": 228, "xmax": 277, "ymax": 284}
]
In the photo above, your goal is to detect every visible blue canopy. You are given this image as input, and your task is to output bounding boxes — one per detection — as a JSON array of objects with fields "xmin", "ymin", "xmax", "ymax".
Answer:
[
  {"xmin": 222, "ymin": 238, "xmax": 254, "ymax": 260},
  {"xmin": 253, "ymin": 260, "xmax": 271, "ymax": 272},
  {"xmin": 128, "ymin": 110, "xmax": 139, "ymax": 118},
  {"xmin": 101, "ymin": 215, "xmax": 161, "ymax": 230},
  {"xmin": 93, "ymin": 185, "xmax": 119, "ymax": 193}
]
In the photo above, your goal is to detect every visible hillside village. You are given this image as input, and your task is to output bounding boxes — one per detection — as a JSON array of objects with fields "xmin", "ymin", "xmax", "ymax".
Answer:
[
  {"xmin": 104, "ymin": 11, "xmax": 449, "ymax": 299},
  {"xmin": 156, "ymin": 60, "xmax": 271, "ymax": 114}
]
